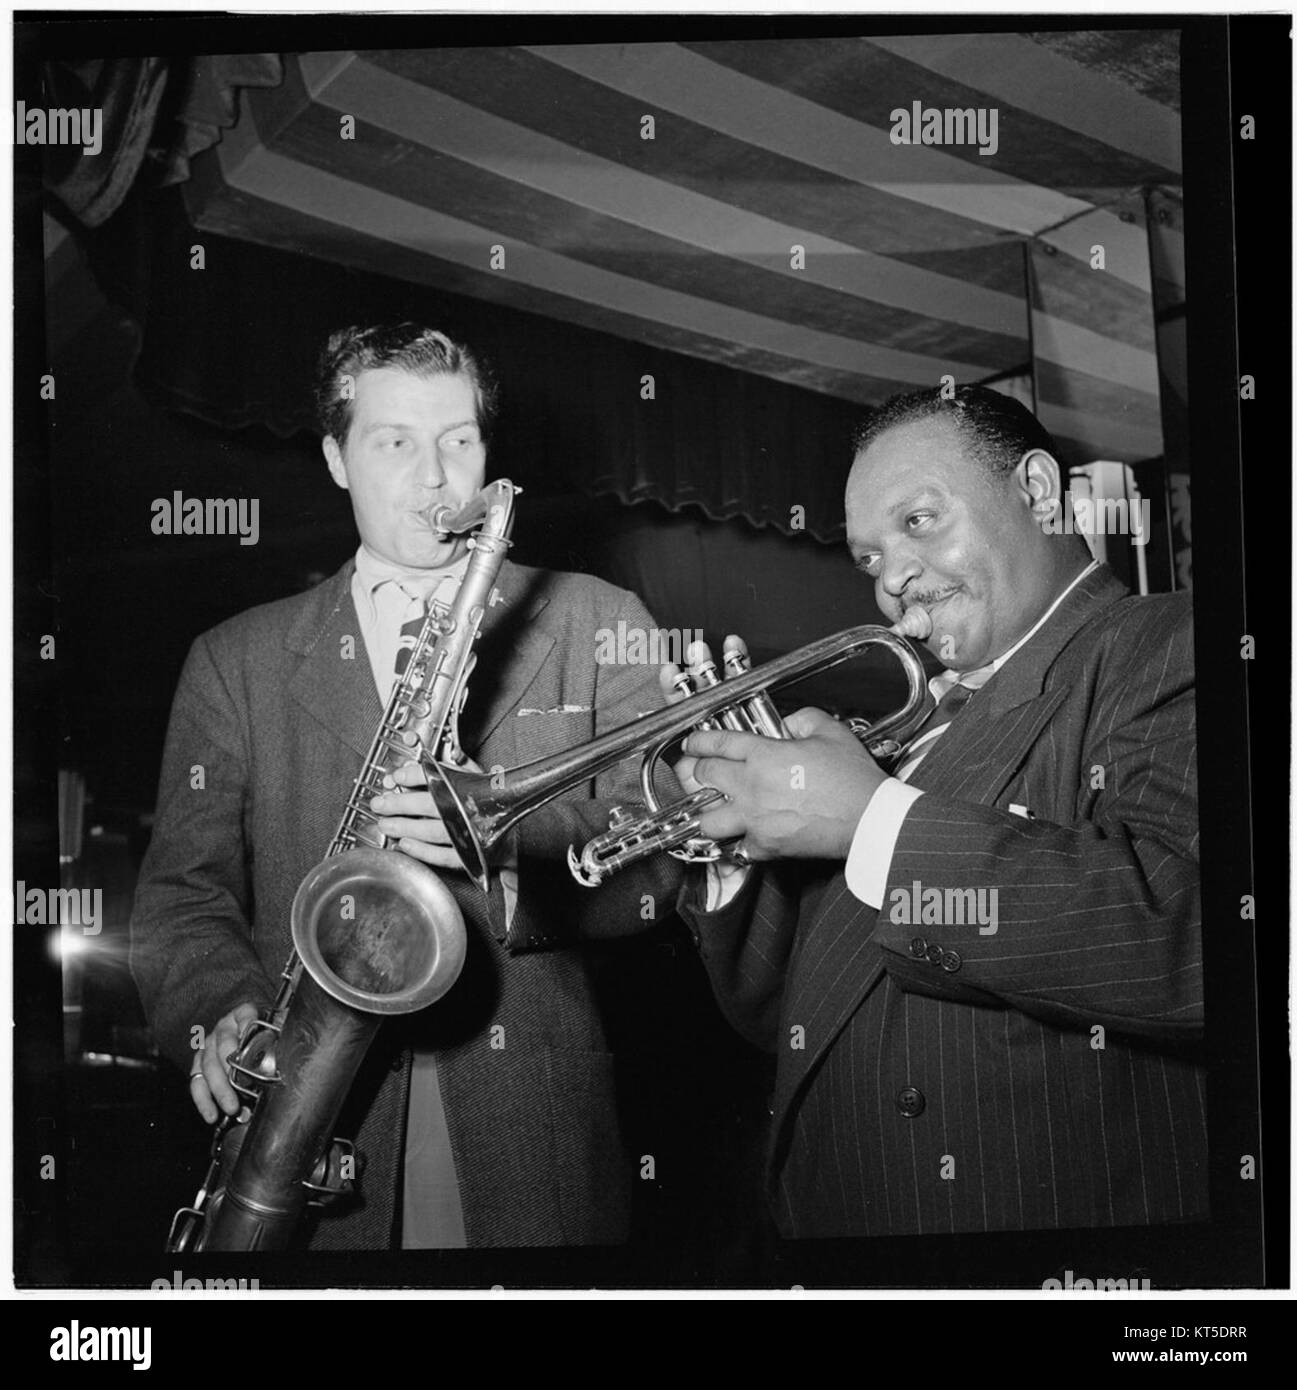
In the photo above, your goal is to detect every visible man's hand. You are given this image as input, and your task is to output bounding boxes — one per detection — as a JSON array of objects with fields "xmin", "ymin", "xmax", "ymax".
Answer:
[
  {"xmin": 660, "ymin": 636, "xmax": 889, "ymax": 863},
  {"xmin": 189, "ymin": 1001, "xmax": 264, "ymax": 1123},
  {"xmin": 680, "ymin": 708, "xmax": 887, "ymax": 861},
  {"xmin": 369, "ymin": 758, "xmax": 477, "ymax": 871}
]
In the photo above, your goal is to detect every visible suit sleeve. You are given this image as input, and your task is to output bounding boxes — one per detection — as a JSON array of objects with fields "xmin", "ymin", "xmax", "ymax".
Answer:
[
  {"xmin": 676, "ymin": 862, "xmax": 810, "ymax": 1051},
  {"xmin": 129, "ymin": 633, "xmax": 277, "ymax": 1072},
  {"xmin": 508, "ymin": 585, "xmax": 685, "ymax": 946},
  {"xmin": 873, "ymin": 607, "xmax": 1200, "ymax": 1047}
]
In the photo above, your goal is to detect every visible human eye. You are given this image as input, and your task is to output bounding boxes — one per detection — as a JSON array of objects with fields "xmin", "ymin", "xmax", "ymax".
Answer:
[
  {"xmin": 905, "ymin": 509, "xmax": 936, "ymax": 532},
  {"xmin": 442, "ymin": 429, "xmax": 481, "ymax": 450},
  {"xmin": 854, "ymin": 553, "xmax": 881, "ymax": 577}
]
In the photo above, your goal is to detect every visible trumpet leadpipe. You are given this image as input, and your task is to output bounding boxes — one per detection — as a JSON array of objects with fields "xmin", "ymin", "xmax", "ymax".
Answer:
[{"xmin": 428, "ymin": 622, "xmax": 931, "ymax": 891}]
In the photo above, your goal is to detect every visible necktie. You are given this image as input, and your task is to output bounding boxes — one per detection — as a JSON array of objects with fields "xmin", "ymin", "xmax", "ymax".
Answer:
[
  {"xmin": 393, "ymin": 593, "xmax": 428, "ymax": 681},
  {"xmin": 892, "ymin": 675, "xmax": 985, "ymax": 782},
  {"xmin": 392, "ymin": 575, "xmax": 458, "ymax": 680}
]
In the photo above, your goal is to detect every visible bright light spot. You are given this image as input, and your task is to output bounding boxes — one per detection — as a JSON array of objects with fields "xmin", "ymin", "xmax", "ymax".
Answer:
[{"xmin": 52, "ymin": 927, "xmax": 89, "ymax": 962}]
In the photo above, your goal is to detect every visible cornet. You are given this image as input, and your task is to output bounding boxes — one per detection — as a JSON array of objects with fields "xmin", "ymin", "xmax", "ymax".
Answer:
[{"xmin": 428, "ymin": 607, "xmax": 935, "ymax": 889}]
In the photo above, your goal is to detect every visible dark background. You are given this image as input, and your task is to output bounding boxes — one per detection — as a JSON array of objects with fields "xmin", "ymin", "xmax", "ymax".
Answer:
[{"xmin": 12, "ymin": 11, "xmax": 1288, "ymax": 1292}]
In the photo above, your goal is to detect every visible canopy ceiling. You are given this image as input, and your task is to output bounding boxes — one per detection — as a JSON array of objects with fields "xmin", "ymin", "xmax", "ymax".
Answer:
[{"xmin": 183, "ymin": 33, "xmax": 1183, "ymax": 468}]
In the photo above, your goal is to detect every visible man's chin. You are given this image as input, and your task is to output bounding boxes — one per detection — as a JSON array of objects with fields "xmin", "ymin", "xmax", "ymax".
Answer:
[{"xmin": 929, "ymin": 621, "xmax": 989, "ymax": 672}]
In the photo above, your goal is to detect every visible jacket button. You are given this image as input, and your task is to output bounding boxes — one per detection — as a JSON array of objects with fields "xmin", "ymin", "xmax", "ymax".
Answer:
[
  {"xmin": 926, "ymin": 943, "xmax": 944, "ymax": 966},
  {"xmin": 941, "ymin": 950, "xmax": 962, "ymax": 973},
  {"xmin": 909, "ymin": 937, "xmax": 928, "ymax": 959},
  {"xmin": 896, "ymin": 1086, "xmax": 925, "ymax": 1118}
]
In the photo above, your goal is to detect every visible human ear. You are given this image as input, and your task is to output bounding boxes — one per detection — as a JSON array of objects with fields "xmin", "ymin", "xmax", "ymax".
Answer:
[
  {"xmin": 1015, "ymin": 449, "xmax": 1064, "ymax": 520},
  {"xmin": 323, "ymin": 436, "xmax": 349, "ymax": 491}
]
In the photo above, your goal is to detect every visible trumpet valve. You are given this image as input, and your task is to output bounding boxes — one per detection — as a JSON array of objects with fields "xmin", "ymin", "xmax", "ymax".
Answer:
[{"xmin": 723, "ymin": 647, "xmax": 750, "ymax": 677}]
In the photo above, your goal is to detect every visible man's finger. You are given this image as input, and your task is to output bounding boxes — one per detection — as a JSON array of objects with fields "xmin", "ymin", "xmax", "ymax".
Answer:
[
  {"xmin": 691, "ymin": 757, "xmax": 740, "ymax": 798},
  {"xmin": 695, "ymin": 803, "xmax": 748, "ymax": 843},
  {"xmin": 684, "ymin": 639, "xmax": 714, "ymax": 671},
  {"xmin": 384, "ymin": 761, "xmax": 427, "ymax": 789},
  {"xmin": 188, "ymin": 1071, "xmax": 218, "ymax": 1124},
  {"xmin": 721, "ymin": 634, "xmax": 750, "ymax": 665},
  {"xmin": 394, "ymin": 839, "xmax": 466, "ymax": 871},
  {"xmin": 660, "ymin": 661, "xmax": 696, "ymax": 706},
  {"xmin": 371, "ymin": 788, "xmax": 444, "ymax": 816},
  {"xmin": 682, "ymin": 728, "xmax": 761, "ymax": 761},
  {"xmin": 203, "ymin": 1046, "xmax": 241, "ymax": 1118},
  {"xmin": 783, "ymin": 706, "xmax": 842, "ymax": 739},
  {"xmin": 376, "ymin": 812, "xmax": 452, "ymax": 843}
]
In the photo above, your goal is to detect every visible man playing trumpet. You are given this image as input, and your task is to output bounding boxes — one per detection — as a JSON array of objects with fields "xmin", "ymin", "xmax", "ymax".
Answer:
[{"xmin": 666, "ymin": 386, "xmax": 1203, "ymax": 1237}]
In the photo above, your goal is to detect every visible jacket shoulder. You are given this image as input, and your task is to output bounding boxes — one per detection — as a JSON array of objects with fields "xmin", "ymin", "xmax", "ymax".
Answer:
[
  {"xmin": 196, "ymin": 568, "xmax": 349, "ymax": 663},
  {"xmin": 506, "ymin": 563, "xmax": 649, "ymax": 621},
  {"xmin": 1058, "ymin": 587, "xmax": 1195, "ymax": 696},
  {"xmin": 1084, "ymin": 588, "xmax": 1193, "ymax": 656}
]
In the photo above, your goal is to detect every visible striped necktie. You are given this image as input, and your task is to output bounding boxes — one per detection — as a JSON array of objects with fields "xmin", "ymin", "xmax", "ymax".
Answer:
[
  {"xmin": 892, "ymin": 669, "xmax": 992, "ymax": 782},
  {"xmin": 392, "ymin": 575, "xmax": 458, "ymax": 679}
]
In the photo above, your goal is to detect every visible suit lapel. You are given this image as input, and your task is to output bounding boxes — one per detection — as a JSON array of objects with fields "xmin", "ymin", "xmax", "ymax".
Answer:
[
  {"xmin": 285, "ymin": 559, "xmax": 557, "ymax": 765},
  {"xmin": 286, "ymin": 562, "xmax": 381, "ymax": 759},
  {"xmin": 458, "ymin": 561, "xmax": 555, "ymax": 754},
  {"xmin": 770, "ymin": 564, "xmax": 1131, "ymax": 1143}
]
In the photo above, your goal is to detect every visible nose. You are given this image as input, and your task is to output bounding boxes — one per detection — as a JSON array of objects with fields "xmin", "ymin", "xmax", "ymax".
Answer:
[
  {"xmin": 879, "ymin": 545, "xmax": 922, "ymax": 604},
  {"xmin": 413, "ymin": 440, "xmax": 447, "ymax": 490}
]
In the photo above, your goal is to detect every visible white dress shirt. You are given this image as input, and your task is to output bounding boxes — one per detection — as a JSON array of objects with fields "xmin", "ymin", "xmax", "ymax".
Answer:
[{"xmin": 844, "ymin": 559, "xmax": 1100, "ymax": 907}]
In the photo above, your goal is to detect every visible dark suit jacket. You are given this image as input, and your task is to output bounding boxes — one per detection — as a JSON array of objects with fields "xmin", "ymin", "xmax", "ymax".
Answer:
[
  {"xmin": 681, "ymin": 565, "xmax": 1205, "ymax": 1237},
  {"xmin": 130, "ymin": 558, "xmax": 681, "ymax": 1248}
]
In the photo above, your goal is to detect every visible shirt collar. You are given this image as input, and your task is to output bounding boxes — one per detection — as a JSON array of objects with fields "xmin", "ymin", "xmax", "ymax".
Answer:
[
  {"xmin": 352, "ymin": 544, "xmax": 471, "ymax": 622},
  {"xmin": 932, "ymin": 559, "xmax": 1100, "ymax": 697}
]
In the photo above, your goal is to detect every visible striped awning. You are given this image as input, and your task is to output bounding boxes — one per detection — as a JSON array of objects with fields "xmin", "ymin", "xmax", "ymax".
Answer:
[{"xmin": 185, "ymin": 33, "xmax": 1181, "ymax": 467}]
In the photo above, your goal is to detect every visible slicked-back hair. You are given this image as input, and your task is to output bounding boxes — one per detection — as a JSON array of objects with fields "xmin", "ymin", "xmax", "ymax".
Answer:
[
  {"xmin": 852, "ymin": 384, "xmax": 1061, "ymax": 480},
  {"xmin": 315, "ymin": 323, "xmax": 500, "ymax": 446}
]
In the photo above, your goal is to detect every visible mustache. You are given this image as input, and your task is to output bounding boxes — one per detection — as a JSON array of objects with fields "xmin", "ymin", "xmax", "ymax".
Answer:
[{"xmin": 902, "ymin": 587, "xmax": 958, "ymax": 612}]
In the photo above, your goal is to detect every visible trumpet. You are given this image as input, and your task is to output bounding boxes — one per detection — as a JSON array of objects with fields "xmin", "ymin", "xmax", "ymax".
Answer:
[{"xmin": 428, "ymin": 607, "xmax": 934, "ymax": 889}]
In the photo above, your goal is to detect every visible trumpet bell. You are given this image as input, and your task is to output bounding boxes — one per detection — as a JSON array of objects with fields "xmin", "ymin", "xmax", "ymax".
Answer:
[{"xmin": 291, "ymin": 847, "xmax": 467, "ymax": 1015}]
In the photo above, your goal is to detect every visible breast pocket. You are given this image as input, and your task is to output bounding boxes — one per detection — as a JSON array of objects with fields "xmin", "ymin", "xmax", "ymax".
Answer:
[{"xmin": 511, "ymin": 708, "xmax": 596, "ymax": 761}]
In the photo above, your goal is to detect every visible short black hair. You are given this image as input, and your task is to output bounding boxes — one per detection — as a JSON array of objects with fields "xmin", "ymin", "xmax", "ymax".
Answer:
[
  {"xmin": 852, "ymin": 384, "xmax": 1060, "ymax": 478},
  {"xmin": 314, "ymin": 323, "xmax": 499, "ymax": 445}
]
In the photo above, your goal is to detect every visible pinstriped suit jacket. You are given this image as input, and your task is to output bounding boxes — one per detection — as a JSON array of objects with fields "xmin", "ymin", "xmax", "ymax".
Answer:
[
  {"xmin": 682, "ymin": 565, "xmax": 1205, "ymax": 1237},
  {"xmin": 130, "ymin": 557, "xmax": 681, "ymax": 1249}
]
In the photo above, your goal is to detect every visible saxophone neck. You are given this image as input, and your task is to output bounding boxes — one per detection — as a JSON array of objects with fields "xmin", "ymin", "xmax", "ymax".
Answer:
[{"xmin": 428, "ymin": 479, "xmax": 520, "ymax": 539}]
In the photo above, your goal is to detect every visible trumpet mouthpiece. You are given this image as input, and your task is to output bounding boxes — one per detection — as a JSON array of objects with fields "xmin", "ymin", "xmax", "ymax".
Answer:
[{"xmin": 893, "ymin": 607, "xmax": 934, "ymax": 641}]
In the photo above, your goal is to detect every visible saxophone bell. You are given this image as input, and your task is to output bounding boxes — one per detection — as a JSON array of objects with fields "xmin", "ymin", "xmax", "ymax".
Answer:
[{"xmin": 291, "ymin": 847, "xmax": 467, "ymax": 1015}]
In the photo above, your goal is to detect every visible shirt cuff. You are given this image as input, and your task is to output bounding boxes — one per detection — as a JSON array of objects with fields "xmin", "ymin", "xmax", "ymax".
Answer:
[
  {"xmin": 844, "ymin": 778, "xmax": 924, "ymax": 908},
  {"xmin": 704, "ymin": 858, "xmax": 750, "ymax": 911},
  {"xmin": 495, "ymin": 832, "xmax": 520, "ymax": 929}
]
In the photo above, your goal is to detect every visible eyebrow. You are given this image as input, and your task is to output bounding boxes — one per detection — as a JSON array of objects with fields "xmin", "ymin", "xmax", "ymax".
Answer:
[
  {"xmin": 360, "ymin": 419, "xmax": 480, "ymax": 437},
  {"xmin": 849, "ymin": 489, "xmax": 943, "ymax": 553},
  {"xmin": 885, "ymin": 488, "xmax": 940, "ymax": 518}
]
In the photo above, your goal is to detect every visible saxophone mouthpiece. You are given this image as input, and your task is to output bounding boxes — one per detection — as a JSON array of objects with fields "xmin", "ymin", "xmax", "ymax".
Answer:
[{"xmin": 893, "ymin": 607, "xmax": 934, "ymax": 641}]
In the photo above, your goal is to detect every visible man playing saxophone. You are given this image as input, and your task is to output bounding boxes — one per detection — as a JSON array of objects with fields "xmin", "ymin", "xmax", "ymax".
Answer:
[
  {"xmin": 130, "ymin": 322, "xmax": 680, "ymax": 1250},
  {"xmin": 665, "ymin": 386, "xmax": 1203, "ymax": 1238}
]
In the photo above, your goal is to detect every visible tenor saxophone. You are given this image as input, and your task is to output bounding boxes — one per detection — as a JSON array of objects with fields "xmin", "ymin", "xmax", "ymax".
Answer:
[{"xmin": 167, "ymin": 480, "xmax": 520, "ymax": 1252}]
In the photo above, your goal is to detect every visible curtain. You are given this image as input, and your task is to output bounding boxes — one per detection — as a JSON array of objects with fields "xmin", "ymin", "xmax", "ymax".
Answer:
[
  {"xmin": 42, "ymin": 54, "xmax": 283, "ymax": 228},
  {"xmin": 82, "ymin": 187, "xmax": 868, "ymax": 542}
]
